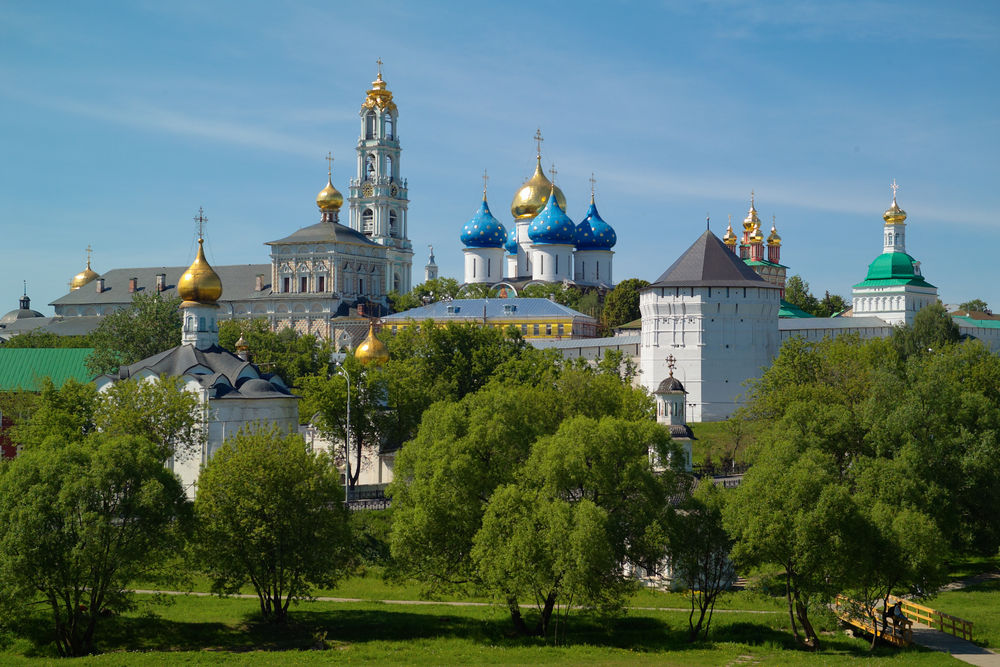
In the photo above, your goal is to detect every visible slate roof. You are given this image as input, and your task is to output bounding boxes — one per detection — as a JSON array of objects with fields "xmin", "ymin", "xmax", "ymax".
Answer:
[
  {"xmin": 0, "ymin": 348, "xmax": 94, "ymax": 390},
  {"xmin": 108, "ymin": 344, "xmax": 295, "ymax": 400},
  {"xmin": 383, "ymin": 298, "xmax": 594, "ymax": 322},
  {"xmin": 50, "ymin": 265, "xmax": 272, "ymax": 307},
  {"xmin": 267, "ymin": 221, "xmax": 378, "ymax": 246},
  {"xmin": 778, "ymin": 317, "xmax": 893, "ymax": 331},
  {"xmin": 530, "ymin": 334, "xmax": 640, "ymax": 349},
  {"xmin": 648, "ymin": 230, "xmax": 777, "ymax": 289},
  {"xmin": 0, "ymin": 316, "xmax": 105, "ymax": 341}
]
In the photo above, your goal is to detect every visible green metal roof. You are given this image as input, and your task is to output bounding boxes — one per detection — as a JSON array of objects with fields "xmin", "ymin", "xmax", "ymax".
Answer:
[
  {"xmin": 954, "ymin": 316, "xmax": 1000, "ymax": 330},
  {"xmin": 744, "ymin": 259, "xmax": 788, "ymax": 269},
  {"xmin": 855, "ymin": 251, "xmax": 935, "ymax": 289},
  {"xmin": 0, "ymin": 348, "xmax": 94, "ymax": 391},
  {"xmin": 778, "ymin": 300, "xmax": 815, "ymax": 318}
]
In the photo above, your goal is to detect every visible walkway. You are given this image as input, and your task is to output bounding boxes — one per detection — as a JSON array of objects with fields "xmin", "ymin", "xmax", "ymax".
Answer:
[{"xmin": 909, "ymin": 621, "xmax": 1000, "ymax": 667}]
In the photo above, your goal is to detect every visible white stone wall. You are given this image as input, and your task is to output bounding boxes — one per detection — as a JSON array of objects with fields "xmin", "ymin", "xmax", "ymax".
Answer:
[
  {"xmin": 530, "ymin": 244, "xmax": 574, "ymax": 283},
  {"xmin": 573, "ymin": 249, "xmax": 613, "ymax": 286},
  {"xmin": 851, "ymin": 284, "xmax": 938, "ymax": 326},
  {"xmin": 463, "ymin": 247, "xmax": 504, "ymax": 284},
  {"xmin": 640, "ymin": 285, "xmax": 779, "ymax": 422}
]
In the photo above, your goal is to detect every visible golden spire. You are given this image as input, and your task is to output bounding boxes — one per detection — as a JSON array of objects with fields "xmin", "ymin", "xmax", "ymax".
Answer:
[
  {"xmin": 178, "ymin": 208, "xmax": 223, "ymax": 306},
  {"xmin": 723, "ymin": 215, "xmax": 738, "ymax": 246},
  {"xmin": 317, "ymin": 151, "xmax": 344, "ymax": 211},
  {"xmin": 767, "ymin": 214, "xmax": 782, "ymax": 246},
  {"xmin": 354, "ymin": 321, "xmax": 389, "ymax": 365},
  {"xmin": 883, "ymin": 179, "xmax": 907, "ymax": 224},
  {"xmin": 743, "ymin": 190, "xmax": 760, "ymax": 232},
  {"xmin": 70, "ymin": 244, "xmax": 99, "ymax": 290},
  {"xmin": 362, "ymin": 59, "xmax": 396, "ymax": 112}
]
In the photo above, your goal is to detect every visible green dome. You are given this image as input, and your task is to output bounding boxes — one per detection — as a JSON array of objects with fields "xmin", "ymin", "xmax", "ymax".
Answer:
[{"xmin": 864, "ymin": 252, "xmax": 918, "ymax": 281}]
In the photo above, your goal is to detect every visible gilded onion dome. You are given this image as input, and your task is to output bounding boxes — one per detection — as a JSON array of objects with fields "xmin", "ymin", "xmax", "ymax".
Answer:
[
  {"xmin": 355, "ymin": 322, "xmax": 389, "ymax": 365},
  {"xmin": 511, "ymin": 157, "xmax": 567, "ymax": 220},
  {"xmin": 178, "ymin": 238, "xmax": 223, "ymax": 305},
  {"xmin": 722, "ymin": 222, "xmax": 738, "ymax": 246},
  {"xmin": 883, "ymin": 194, "xmax": 907, "ymax": 225},
  {"xmin": 461, "ymin": 194, "xmax": 507, "ymax": 248},
  {"xmin": 70, "ymin": 258, "xmax": 99, "ymax": 290},
  {"xmin": 767, "ymin": 222, "xmax": 782, "ymax": 246},
  {"xmin": 743, "ymin": 193, "xmax": 760, "ymax": 232},
  {"xmin": 528, "ymin": 185, "xmax": 575, "ymax": 244},
  {"xmin": 750, "ymin": 222, "xmax": 764, "ymax": 244},
  {"xmin": 575, "ymin": 195, "xmax": 616, "ymax": 250},
  {"xmin": 316, "ymin": 177, "xmax": 344, "ymax": 211}
]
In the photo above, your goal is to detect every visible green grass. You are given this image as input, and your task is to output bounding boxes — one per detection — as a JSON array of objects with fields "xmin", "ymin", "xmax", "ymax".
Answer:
[
  {"xmin": 924, "ymin": 579, "xmax": 1000, "ymax": 650},
  {"xmin": 0, "ymin": 593, "xmax": 958, "ymax": 664},
  {"xmin": 944, "ymin": 554, "xmax": 1000, "ymax": 580}
]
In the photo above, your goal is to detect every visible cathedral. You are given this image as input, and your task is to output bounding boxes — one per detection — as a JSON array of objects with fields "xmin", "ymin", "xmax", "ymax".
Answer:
[
  {"xmin": 51, "ymin": 66, "xmax": 413, "ymax": 340},
  {"xmin": 460, "ymin": 132, "xmax": 617, "ymax": 292}
]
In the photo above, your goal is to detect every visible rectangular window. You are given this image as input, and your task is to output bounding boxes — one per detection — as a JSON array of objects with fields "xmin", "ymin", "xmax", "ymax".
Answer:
[
  {"xmin": 300, "ymin": 276, "xmax": 308, "ymax": 293},
  {"xmin": 555, "ymin": 255, "xmax": 558, "ymax": 274},
  {"xmin": 359, "ymin": 278, "xmax": 364, "ymax": 294},
  {"xmin": 283, "ymin": 277, "xmax": 290, "ymax": 293},
  {"xmin": 546, "ymin": 324, "xmax": 552, "ymax": 335},
  {"xmin": 533, "ymin": 323, "xmax": 540, "ymax": 336},
  {"xmin": 557, "ymin": 323, "xmax": 564, "ymax": 336},
  {"xmin": 596, "ymin": 263, "xmax": 599, "ymax": 280},
  {"xmin": 521, "ymin": 324, "xmax": 528, "ymax": 335},
  {"xmin": 487, "ymin": 257, "xmax": 491, "ymax": 276},
  {"xmin": 318, "ymin": 276, "xmax": 325, "ymax": 292}
]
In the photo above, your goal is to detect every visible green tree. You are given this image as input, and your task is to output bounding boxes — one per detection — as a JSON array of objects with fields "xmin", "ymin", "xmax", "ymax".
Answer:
[
  {"xmin": 784, "ymin": 275, "xmax": 819, "ymax": 315},
  {"xmin": 667, "ymin": 480, "xmax": 733, "ymax": 641},
  {"xmin": 890, "ymin": 302, "xmax": 961, "ymax": 359},
  {"xmin": 85, "ymin": 293, "xmax": 182, "ymax": 375},
  {"xmin": 217, "ymin": 318, "xmax": 333, "ymax": 387},
  {"xmin": 193, "ymin": 425, "xmax": 352, "ymax": 623},
  {"xmin": 958, "ymin": 299, "xmax": 989, "ymax": 313},
  {"xmin": 0, "ymin": 434, "xmax": 188, "ymax": 656},
  {"xmin": 388, "ymin": 277, "xmax": 462, "ymax": 312},
  {"xmin": 817, "ymin": 291, "xmax": 848, "ymax": 317},
  {"xmin": 601, "ymin": 278, "xmax": 649, "ymax": 331},
  {"xmin": 12, "ymin": 378, "xmax": 98, "ymax": 450},
  {"xmin": 2, "ymin": 330, "xmax": 92, "ymax": 348},
  {"xmin": 519, "ymin": 282, "xmax": 583, "ymax": 309}
]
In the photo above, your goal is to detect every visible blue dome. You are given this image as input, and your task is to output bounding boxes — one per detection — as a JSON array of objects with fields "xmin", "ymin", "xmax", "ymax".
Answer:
[
  {"xmin": 505, "ymin": 231, "xmax": 519, "ymax": 255},
  {"xmin": 575, "ymin": 199, "xmax": 616, "ymax": 250},
  {"xmin": 527, "ymin": 189, "xmax": 575, "ymax": 244},
  {"xmin": 461, "ymin": 199, "xmax": 507, "ymax": 248}
]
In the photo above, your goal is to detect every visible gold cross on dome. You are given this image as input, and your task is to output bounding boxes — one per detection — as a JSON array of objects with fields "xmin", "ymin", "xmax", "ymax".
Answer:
[
  {"xmin": 549, "ymin": 163, "xmax": 558, "ymax": 182},
  {"xmin": 534, "ymin": 128, "xmax": 544, "ymax": 157},
  {"xmin": 482, "ymin": 169, "xmax": 489, "ymax": 197},
  {"xmin": 890, "ymin": 178, "xmax": 900, "ymax": 199},
  {"xmin": 326, "ymin": 151, "xmax": 334, "ymax": 177},
  {"xmin": 376, "ymin": 57, "xmax": 383, "ymax": 77},
  {"xmin": 589, "ymin": 172, "xmax": 596, "ymax": 197},
  {"xmin": 85, "ymin": 244, "xmax": 93, "ymax": 263},
  {"xmin": 666, "ymin": 354, "xmax": 676, "ymax": 376},
  {"xmin": 194, "ymin": 207, "xmax": 208, "ymax": 239}
]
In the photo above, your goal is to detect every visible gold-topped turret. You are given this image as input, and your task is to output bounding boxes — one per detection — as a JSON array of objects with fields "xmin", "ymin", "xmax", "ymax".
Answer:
[
  {"xmin": 511, "ymin": 130, "xmax": 566, "ymax": 219},
  {"xmin": 743, "ymin": 191, "xmax": 760, "ymax": 232},
  {"xmin": 883, "ymin": 180, "xmax": 907, "ymax": 225},
  {"xmin": 361, "ymin": 59, "xmax": 397, "ymax": 113},
  {"xmin": 178, "ymin": 209, "xmax": 222, "ymax": 306},
  {"xmin": 750, "ymin": 222, "xmax": 764, "ymax": 244},
  {"xmin": 70, "ymin": 245, "xmax": 99, "ymax": 290},
  {"xmin": 767, "ymin": 219, "xmax": 782, "ymax": 246},
  {"xmin": 317, "ymin": 152, "xmax": 343, "ymax": 211},
  {"xmin": 354, "ymin": 321, "xmax": 389, "ymax": 365},
  {"xmin": 723, "ymin": 219, "xmax": 738, "ymax": 246}
]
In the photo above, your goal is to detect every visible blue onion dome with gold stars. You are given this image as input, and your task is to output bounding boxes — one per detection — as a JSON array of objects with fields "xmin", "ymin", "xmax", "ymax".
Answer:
[
  {"xmin": 575, "ymin": 195, "xmax": 616, "ymax": 250},
  {"xmin": 505, "ymin": 232, "xmax": 519, "ymax": 255},
  {"xmin": 461, "ymin": 196, "xmax": 507, "ymax": 248},
  {"xmin": 528, "ymin": 186, "xmax": 576, "ymax": 244}
]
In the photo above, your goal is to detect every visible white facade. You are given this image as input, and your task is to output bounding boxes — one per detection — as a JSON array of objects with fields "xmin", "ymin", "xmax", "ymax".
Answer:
[
  {"xmin": 851, "ymin": 285, "xmax": 938, "ymax": 326},
  {"xmin": 640, "ymin": 284, "xmax": 780, "ymax": 422},
  {"xmin": 530, "ymin": 243, "xmax": 575, "ymax": 283},
  {"xmin": 573, "ymin": 249, "xmax": 613, "ymax": 285},
  {"xmin": 464, "ymin": 247, "xmax": 505, "ymax": 284}
]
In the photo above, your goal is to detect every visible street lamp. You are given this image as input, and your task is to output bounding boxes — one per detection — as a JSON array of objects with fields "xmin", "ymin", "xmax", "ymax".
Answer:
[{"xmin": 334, "ymin": 364, "xmax": 352, "ymax": 502}]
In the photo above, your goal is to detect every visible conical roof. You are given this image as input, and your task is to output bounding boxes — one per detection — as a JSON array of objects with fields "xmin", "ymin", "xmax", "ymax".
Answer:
[{"xmin": 649, "ymin": 230, "xmax": 776, "ymax": 289}]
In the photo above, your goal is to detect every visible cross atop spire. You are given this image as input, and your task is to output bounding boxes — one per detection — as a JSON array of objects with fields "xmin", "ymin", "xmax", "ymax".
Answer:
[
  {"xmin": 534, "ymin": 128, "xmax": 544, "ymax": 158},
  {"xmin": 194, "ymin": 207, "xmax": 208, "ymax": 240},
  {"xmin": 376, "ymin": 57, "xmax": 383, "ymax": 77},
  {"xmin": 706, "ymin": 213, "xmax": 711, "ymax": 230},
  {"xmin": 750, "ymin": 189, "xmax": 756, "ymax": 208},
  {"xmin": 482, "ymin": 168, "xmax": 489, "ymax": 200},
  {"xmin": 666, "ymin": 354, "xmax": 676, "ymax": 377},
  {"xmin": 890, "ymin": 178, "xmax": 900, "ymax": 201},
  {"xmin": 326, "ymin": 151, "xmax": 334, "ymax": 178},
  {"xmin": 22, "ymin": 280, "xmax": 26, "ymax": 297},
  {"xmin": 549, "ymin": 163, "xmax": 558, "ymax": 182},
  {"xmin": 85, "ymin": 244, "xmax": 93, "ymax": 266},
  {"xmin": 589, "ymin": 172, "xmax": 596, "ymax": 200}
]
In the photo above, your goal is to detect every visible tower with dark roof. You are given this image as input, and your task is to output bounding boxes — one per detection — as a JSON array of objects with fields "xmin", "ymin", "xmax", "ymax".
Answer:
[{"xmin": 640, "ymin": 229, "xmax": 780, "ymax": 422}]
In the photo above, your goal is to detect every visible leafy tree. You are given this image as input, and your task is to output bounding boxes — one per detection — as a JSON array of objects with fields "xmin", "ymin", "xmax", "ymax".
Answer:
[
  {"xmin": 2, "ymin": 330, "xmax": 92, "ymax": 348},
  {"xmin": 667, "ymin": 480, "xmax": 733, "ymax": 641},
  {"xmin": 958, "ymin": 299, "xmax": 989, "ymax": 313},
  {"xmin": 890, "ymin": 302, "xmax": 961, "ymax": 359},
  {"xmin": 784, "ymin": 275, "xmax": 819, "ymax": 315},
  {"xmin": 388, "ymin": 277, "xmax": 462, "ymax": 312},
  {"xmin": 519, "ymin": 282, "xmax": 583, "ymax": 309},
  {"xmin": 193, "ymin": 425, "xmax": 352, "ymax": 623},
  {"xmin": 601, "ymin": 278, "xmax": 649, "ymax": 331},
  {"xmin": 217, "ymin": 318, "xmax": 333, "ymax": 387},
  {"xmin": 460, "ymin": 282, "xmax": 493, "ymax": 298},
  {"xmin": 85, "ymin": 293, "xmax": 182, "ymax": 375},
  {"xmin": 817, "ymin": 291, "xmax": 848, "ymax": 317},
  {"xmin": 0, "ymin": 434, "xmax": 188, "ymax": 656},
  {"xmin": 12, "ymin": 378, "xmax": 98, "ymax": 450}
]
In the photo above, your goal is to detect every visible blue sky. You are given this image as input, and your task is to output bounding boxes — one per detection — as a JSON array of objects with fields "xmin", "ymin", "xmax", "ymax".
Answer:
[{"xmin": 1, "ymin": 0, "xmax": 998, "ymax": 315}]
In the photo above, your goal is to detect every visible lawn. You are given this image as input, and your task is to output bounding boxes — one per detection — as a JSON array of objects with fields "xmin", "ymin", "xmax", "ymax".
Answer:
[
  {"xmin": 924, "ymin": 578, "xmax": 1000, "ymax": 650},
  {"xmin": 0, "ymin": 591, "xmax": 960, "ymax": 664}
]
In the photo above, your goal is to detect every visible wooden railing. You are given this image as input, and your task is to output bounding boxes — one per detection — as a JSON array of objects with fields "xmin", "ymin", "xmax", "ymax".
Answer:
[
  {"xmin": 833, "ymin": 595, "xmax": 912, "ymax": 647},
  {"xmin": 888, "ymin": 594, "xmax": 974, "ymax": 642}
]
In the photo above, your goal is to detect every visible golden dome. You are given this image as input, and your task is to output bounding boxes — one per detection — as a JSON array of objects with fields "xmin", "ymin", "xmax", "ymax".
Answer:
[
  {"xmin": 743, "ymin": 193, "xmax": 760, "ymax": 233},
  {"xmin": 511, "ymin": 157, "xmax": 567, "ymax": 220},
  {"xmin": 178, "ymin": 238, "xmax": 223, "ymax": 305},
  {"xmin": 354, "ymin": 322, "xmax": 389, "ymax": 365},
  {"xmin": 317, "ymin": 177, "xmax": 344, "ymax": 211},
  {"xmin": 767, "ymin": 222, "xmax": 782, "ymax": 246},
  {"xmin": 361, "ymin": 71, "xmax": 397, "ymax": 114},
  {"xmin": 883, "ymin": 195, "xmax": 907, "ymax": 225},
  {"xmin": 750, "ymin": 222, "xmax": 764, "ymax": 244},
  {"xmin": 70, "ymin": 260, "xmax": 99, "ymax": 290},
  {"xmin": 722, "ymin": 222, "xmax": 738, "ymax": 245}
]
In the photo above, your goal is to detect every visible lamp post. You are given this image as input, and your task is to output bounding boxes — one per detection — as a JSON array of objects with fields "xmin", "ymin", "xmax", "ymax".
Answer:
[{"xmin": 334, "ymin": 364, "xmax": 352, "ymax": 502}]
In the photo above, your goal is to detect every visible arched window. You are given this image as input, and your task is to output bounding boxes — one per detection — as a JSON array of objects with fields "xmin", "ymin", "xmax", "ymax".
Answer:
[
  {"xmin": 385, "ymin": 114, "xmax": 394, "ymax": 139},
  {"xmin": 365, "ymin": 154, "xmax": 376, "ymax": 181},
  {"xmin": 359, "ymin": 278, "xmax": 364, "ymax": 294},
  {"xmin": 362, "ymin": 208, "xmax": 374, "ymax": 235},
  {"xmin": 386, "ymin": 154, "xmax": 394, "ymax": 182},
  {"xmin": 389, "ymin": 210, "xmax": 398, "ymax": 236},
  {"xmin": 394, "ymin": 273, "xmax": 401, "ymax": 292},
  {"xmin": 365, "ymin": 111, "xmax": 375, "ymax": 139}
]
